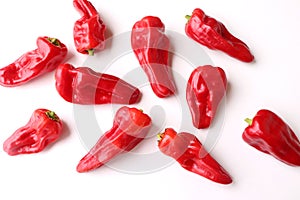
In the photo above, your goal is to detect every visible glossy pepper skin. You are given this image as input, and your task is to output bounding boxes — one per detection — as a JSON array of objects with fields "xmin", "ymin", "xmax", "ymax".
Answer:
[
  {"xmin": 131, "ymin": 16, "xmax": 176, "ymax": 98},
  {"xmin": 73, "ymin": 0, "xmax": 106, "ymax": 55},
  {"xmin": 76, "ymin": 106, "xmax": 152, "ymax": 172},
  {"xmin": 3, "ymin": 109, "xmax": 63, "ymax": 156},
  {"xmin": 158, "ymin": 128, "xmax": 232, "ymax": 184},
  {"xmin": 186, "ymin": 65, "xmax": 227, "ymax": 129},
  {"xmin": 55, "ymin": 63, "xmax": 142, "ymax": 105},
  {"xmin": 243, "ymin": 109, "xmax": 300, "ymax": 166},
  {"xmin": 185, "ymin": 8, "xmax": 254, "ymax": 63},
  {"xmin": 0, "ymin": 36, "xmax": 67, "ymax": 87}
]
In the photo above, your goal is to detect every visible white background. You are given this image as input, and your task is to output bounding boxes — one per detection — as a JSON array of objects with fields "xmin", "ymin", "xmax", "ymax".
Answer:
[{"xmin": 1, "ymin": 0, "xmax": 300, "ymax": 199}]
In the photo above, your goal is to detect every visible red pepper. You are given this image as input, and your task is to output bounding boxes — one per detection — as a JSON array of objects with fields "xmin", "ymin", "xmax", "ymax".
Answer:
[
  {"xmin": 243, "ymin": 109, "xmax": 300, "ymax": 166},
  {"xmin": 131, "ymin": 16, "xmax": 176, "ymax": 98},
  {"xmin": 76, "ymin": 106, "xmax": 152, "ymax": 173},
  {"xmin": 185, "ymin": 8, "xmax": 254, "ymax": 63},
  {"xmin": 55, "ymin": 63, "xmax": 142, "ymax": 105},
  {"xmin": 3, "ymin": 109, "xmax": 63, "ymax": 156},
  {"xmin": 0, "ymin": 36, "xmax": 67, "ymax": 87},
  {"xmin": 186, "ymin": 65, "xmax": 227, "ymax": 129},
  {"xmin": 73, "ymin": 0, "xmax": 106, "ymax": 55},
  {"xmin": 158, "ymin": 128, "xmax": 232, "ymax": 184}
]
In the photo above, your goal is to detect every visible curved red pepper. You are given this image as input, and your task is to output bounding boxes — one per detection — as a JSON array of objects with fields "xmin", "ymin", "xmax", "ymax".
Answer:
[
  {"xmin": 131, "ymin": 16, "xmax": 176, "ymax": 98},
  {"xmin": 73, "ymin": 0, "xmax": 106, "ymax": 55},
  {"xmin": 185, "ymin": 8, "xmax": 254, "ymax": 62},
  {"xmin": 55, "ymin": 63, "xmax": 142, "ymax": 105},
  {"xmin": 158, "ymin": 128, "xmax": 232, "ymax": 184},
  {"xmin": 186, "ymin": 65, "xmax": 227, "ymax": 129},
  {"xmin": 76, "ymin": 106, "xmax": 152, "ymax": 173},
  {"xmin": 243, "ymin": 109, "xmax": 300, "ymax": 166},
  {"xmin": 0, "ymin": 36, "xmax": 67, "ymax": 87},
  {"xmin": 3, "ymin": 109, "xmax": 63, "ymax": 156}
]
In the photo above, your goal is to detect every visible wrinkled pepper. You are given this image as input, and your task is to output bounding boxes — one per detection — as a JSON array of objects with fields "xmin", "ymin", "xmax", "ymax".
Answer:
[
  {"xmin": 73, "ymin": 0, "xmax": 106, "ymax": 55},
  {"xmin": 0, "ymin": 36, "xmax": 67, "ymax": 87},
  {"xmin": 185, "ymin": 8, "xmax": 254, "ymax": 63},
  {"xmin": 243, "ymin": 109, "xmax": 300, "ymax": 166},
  {"xmin": 76, "ymin": 106, "xmax": 152, "ymax": 172},
  {"xmin": 158, "ymin": 128, "xmax": 232, "ymax": 184},
  {"xmin": 186, "ymin": 65, "xmax": 227, "ymax": 129},
  {"xmin": 131, "ymin": 16, "xmax": 176, "ymax": 98},
  {"xmin": 55, "ymin": 63, "xmax": 142, "ymax": 105},
  {"xmin": 3, "ymin": 109, "xmax": 63, "ymax": 156},
  {"xmin": 55, "ymin": 63, "xmax": 142, "ymax": 104}
]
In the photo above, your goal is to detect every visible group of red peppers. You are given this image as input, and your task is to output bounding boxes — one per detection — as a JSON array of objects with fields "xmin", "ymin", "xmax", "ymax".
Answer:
[{"xmin": 2, "ymin": 0, "xmax": 300, "ymax": 185}]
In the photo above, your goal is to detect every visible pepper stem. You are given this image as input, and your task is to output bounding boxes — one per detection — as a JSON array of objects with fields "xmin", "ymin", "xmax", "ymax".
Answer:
[
  {"xmin": 157, "ymin": 133, "xmax": 163, "ymax": 142},
  {"xmin": 47, "ymin": 37, "xmax": 61, "ymax": 47},
  {"xmin": 244, "ymin": 118, "xmax": 253, "ymax": 125},
  {"xmin": 185, "ymin": 15, "xmax": 191, "ymax": 21},
  {"xmin": 46, "ymin": 110, "xmax": 60, "ymax": 122},
  {"xmin": 87, "ymin": 49, "xmax": 95, "ymax": 56}
]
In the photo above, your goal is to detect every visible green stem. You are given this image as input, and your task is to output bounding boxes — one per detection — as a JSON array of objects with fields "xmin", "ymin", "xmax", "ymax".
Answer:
[
  {"xmin": 47, "ymin": 37, "xmax": 61, "ymax": 47},
  {"xmin": 157, "ymin": 133, "xmax": 163, "ymax": 142},
  {"xmin": 87, "ymin": 49, "xmax": 94, "ymax": 56},
  {"xmin": 244, "ymin": 118, "xmax": 253, "ymax": 125},
  {"xmin": 46, "ymin": 110, "xmax": 59, "ymax": 122},
  {"xmin": 185, "ymin": 15, "xmax": 191, "ymax": 21}
]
